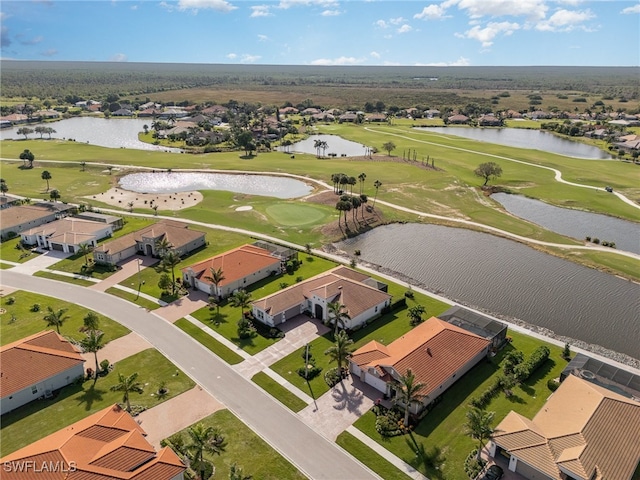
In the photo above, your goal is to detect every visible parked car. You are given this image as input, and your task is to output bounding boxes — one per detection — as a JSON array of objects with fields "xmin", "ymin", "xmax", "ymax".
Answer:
[
  {"xmin": 605, "ymin": 186, "xmax": 613, "ymax": 192},
  {"xmin": 481, "ymin": 465, "xmax": 504, "ymax": 480}
]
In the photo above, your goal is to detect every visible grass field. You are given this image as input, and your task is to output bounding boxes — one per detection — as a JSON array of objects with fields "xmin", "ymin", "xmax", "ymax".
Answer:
[
  {"xmin": 33, "ymin": 270, "xmax": 96, "ymax": 286},
  {"xmin": 0, "ymin": 290, "xmax": 130, "ymax": 346},
  {"xmin": 173, "ymin": 317, "xmax": 245, "ymax": 365},
  {"xmin": 0, "ymin": 348, "xmax": 195, "ymax": 456},
  {"xmin": 164, "ymin": 409, "xmax": 306, "ymax": 480},
  {"xmin": 336, "ymin": 431, "xmax": 412, "ymax": 480},
  {"xmin": 251, "ymin": 371, "xmax": 308, "ymax": 412}
]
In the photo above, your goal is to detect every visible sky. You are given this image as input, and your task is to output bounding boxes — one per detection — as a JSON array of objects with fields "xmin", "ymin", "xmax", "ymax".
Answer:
[{"xmin": 1, "ymin": 0, "xmax": 639, "ymax": 66}]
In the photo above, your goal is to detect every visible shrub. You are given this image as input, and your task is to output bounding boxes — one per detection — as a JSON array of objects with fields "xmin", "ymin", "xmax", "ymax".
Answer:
[
  {"xmin": 6, "ymin": 296, "xmax": 16, "ymax": 305},
  {"xmin": 295, "ymin": 276, "xmax": 303, "ymax": 283},
  {"xmin": 592, "ymin": 238, "xmax": 600, "ymax": 244},
  {"xmin": 324, "ymin": 367, "xmax": 341, "ymax": 387},
  {"xmin": 404, "ymin": 288, "xmax": 415, "ymax": 299},
  {"xmin": 547, "ymin": 378, "xmax": 560, "ymax": 391},
  {"xmin": 297, "ymin": 360, "xmax": 322, "ymax": 380},
  {"xmin": 354, "ymin": 249, "xmax": 361, "ymax": 256},
  {"xmin": 279, "ymin": 282, "xmax": 289, "ymax": 289},
  {"xmin": 237, "ymin": 317, "xmax": 256, "ymax": 339},
  {"xmin": 100, "ymin": 359, "xmax": 111, "ymax": 374},
  {"xmin": 563, "ymin": 343, "xmax": 571, "ymax": 359},
  {"xmin": 464, "ymin": 449, "xmax": 486, "ymax": 479},
  {"xmin": 585, "ymin": 236, "xmax": 591, "ymax": 242},
  {"xmin": 31, "ymin": 303, "xmax": 41, "ymax": 312}
]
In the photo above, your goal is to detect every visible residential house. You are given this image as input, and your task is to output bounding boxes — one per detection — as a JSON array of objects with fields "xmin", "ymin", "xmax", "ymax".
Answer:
[
  {"xmin": 138, "ymin": 108, "xmax": 164, "ymax": 117},
  {"xmin": 446, "ymin": 114, "xmax": 470, "ymax": 124},
  {"xmin": 339, "ymin": 112, "xmax": 358, "ymax": 123},
  {"xmin": 489, "ymin": 374, "xmax": 640, "ymax": 480},
  {"xmin": 504, "ymin": 110, "xmax": 523, "ymax": 119},
  {"xmin": 0, "ymin": 203, "xmax": 75, "ymax": 240},
  {"xmin": 0, "ymin": 404, "xmax": 186, "ymax": 479},
  {"xmin": 0, "ymin": 331, "xmax": 85, "ymax": 415},
  {"xmin": 366, "ymin": 113, "xmax": 387, "ymax": 122},
  {"xmin": 112, "ymin": 108, "xmax": 133, "ymax": 117},
  {"xmin": 21, "ymin": 217, "xmax": 114, "ymax": 253},
  {"xmin": 93, "ymin": 220, "xmax": 205, "ymax": 266},
  {"xmin": 34, "ymin": 109, "xmax": 61, "ymax": 120},
  {"xmin": 478, "ymin": 114, "xmax": 503, "ymax": 127},
  {"xmin": 301, "ymin": 107, "xmax": 321, "ymax": 116},
  {"xmin": 252, "ymin": 266, "xmax": 391, "ymax": 328},
  {"xmin": 312, "ymin": 112, "xmax": 335, "ymax": 122},
  {"xmin": 159, "ymin": 107, "xmax": 189, "ymax": 119},
  {"xmin": 0, "ymin": 113, "xmax": 29, "ymax": 125},
  {"xmin": 437, "ymin": 305, "xmax": 507, "ymax": 349},
  {"xmin": 425, "ymin": 109, "xmax": 440, "ymax": 118},
  {"xmin": 74, "ymin": 212, "xmax": 124, "ymax": 230},
  {"xmin": 560, "ymin": 353, "xmax": 640, "ymax": 400},
  {"xmin": 279, "ymin": 106, "xmax": 299, "ymax": 115},
  {"xmin": 350, "ymin": 317, "xmax": 490, "ymax": 413},
  {"xmin": 0, "ymin": 194, "xmax": 24, "ymax": 210},
  {"xmin": 182, "ymin": 244, "xmax": 282, "ymax": 298}
]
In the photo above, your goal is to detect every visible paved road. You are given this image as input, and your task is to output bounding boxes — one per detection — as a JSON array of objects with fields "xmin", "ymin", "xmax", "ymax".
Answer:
[{"xmin": 0, "ymin": 270, "xmax": 379, "ymax": 480}]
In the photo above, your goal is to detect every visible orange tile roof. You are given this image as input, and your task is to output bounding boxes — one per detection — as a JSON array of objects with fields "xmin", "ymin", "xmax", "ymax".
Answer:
[
  {"xmin": 182, "ymin": 244, "xmax": 280, "ymax": 287},
  {"xmin": 1, "ymin": 331, "xmax": 85, "ymax": 398},
  {"xmin": 352, "ymin": 317, "xmax": 490, "ymax": 398},
  {"xmin": 492, "ymin": 374, "xmax": 640, "ymax": 480},
  {"xmin": 0, "ymin": 404, "xmax": 186, "ymax": 480}
]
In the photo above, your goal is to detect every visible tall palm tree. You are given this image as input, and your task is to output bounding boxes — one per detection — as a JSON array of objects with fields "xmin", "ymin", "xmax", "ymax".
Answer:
[
  {"xmin": 154, "ymin": 236, "xmax": 173, "ymax": 257},
  {"xmin": 80, "ymin": 330, "xmax": 105, "ymax": 385},
  {"xmin": 77, "ymin": 242, "xmax": 93, "ymax": 266},
  {"xmin": 335, "ymin": 199, "xmax": 351, "ymax": 229},
  {"xmin": 229, "ymin": 462, "xmax": 252, "ymax": 480},
  {"xmin": 43, "ymin": 306, "xmax": 69, "ymax": 334},
  {"xmin": 350, "ymin": 195, "xmax": 361, "ymax": 223},
  {"xmin": 185, "ymin": 423, "xmax": 227, "ymax": 480},
  {"xmin": 83, "ymin": 311, "xmax": 100, "ymax": 332},
  {"xmin": 41, "ymin": 170, "xmax": 52, "ymax": 191},
  {"xmin": 408, "ymin": 304, "xmax": 426, "ymax": 325},
  {"xmin": 205, "ymin": 267, "xmax": 226, "ymax": 299},
  {"xmin": 50, "ymin": 189, "xmax": 61, "ymax": 202},
  {"xmin": 464, "ymin": 406, "xmax": 495, "ymax": 461},
  {"xmin": 230, "ymin": 289, "xmax": 252, "ymax": 320},
  {"xmin": 326, "ymin": 301, "xmax": 350, "ymax": 337},
  {"xmin": 358, "ymin": 172, "xmax": 366, "ymax": 194},
  {"xmin": 396, "ymin": 369, "xmax": 427, "ymax": 427},
  {"xmin": 159, "ymin": 251, "xmax": 181, "ymax": 295},
  {"xmin": 372, "ymin": 180, "xmax": 382, "ymax": 209},
  {"xmin": 347, "ymin": 176, "xmax": 357, "ymax": 195},
  {"xmin": 110, "ymin": 372, "xmax": 144, "ymax": 413},
  {"xmin": 324, "ymin": 330, "xmax": 354, "ymax": 383}
]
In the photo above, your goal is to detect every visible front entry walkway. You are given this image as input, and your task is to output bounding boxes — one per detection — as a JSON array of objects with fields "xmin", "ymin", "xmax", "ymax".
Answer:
[
  {"xmin": 154, "ymin": 289, "xmax": 209, "ymax": 323},
  {"xmin": 81, "ymin": 331, "xmax": 152, "ymax": 367}
]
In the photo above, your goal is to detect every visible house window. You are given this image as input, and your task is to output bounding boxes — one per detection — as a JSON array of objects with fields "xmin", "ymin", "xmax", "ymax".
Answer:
[
  {"xmin": 375, "ymin": 306, "xmax": 378, "ymax": 312},
  {"xmin": 31, "ymin": 385, "xmax": 38, "ymax": 394}
]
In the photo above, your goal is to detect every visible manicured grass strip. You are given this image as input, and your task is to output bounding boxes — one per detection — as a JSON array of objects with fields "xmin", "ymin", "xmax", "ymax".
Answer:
[
  {"xmin": 251, "ymin": 371, "xmax": 308, "ymax": 412},
  {"xmin": 0, "ymin": 237, "xmax": 41, "ymax": 263},
  {"xmin": 336, "ymin": 431, "xmax": 411, "ymax": 480},
  {"xmin": 0, "ymin": 348, "xmax": 195, "ymax": 456},
  {"xmin": 174, "ymin": 318, "xmax": 244, "ymax": 365},
  {"xmin": 34, "ymin": 270, "xmax": 96, "ymax": 286},
  {"xmin": 105, "ymin": 287, "xmax": 161, "ymax": 310},
  {"xmin": 0, "ymin": 290, "xmax": 130, "ymax": 346},
  {"xmin": 166, "ymin": 409, "xmax": 306, "ymax": 480}
]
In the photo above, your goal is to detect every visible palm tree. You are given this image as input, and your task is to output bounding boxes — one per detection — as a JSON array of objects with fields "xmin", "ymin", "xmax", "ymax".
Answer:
[
  {"xmin": 20, "ymin": 149, "xmax": 35, "ymax": 168},
  {"xmin": 358, "ymin": 172, "xmax": 366, "ymax": 194},
  {"xmin": 326, "ymin": 301, "xmax": 350, "ymax": 337},
  {"xmin": 0, "ymin": 179, "xmax": 8, "ymax": 197},
  {"xmin": 396, "ymin": 369, "xmax": 427, "ymax": 427},
  {"xmin": 350, "ymin": 195, "xmax": 362, "ymax": 223},
  {"xmin": 41, "ymin": 170, "xmax": 52, "ymax": 191},
  {"xmin": 230, "ymin": 289, "xmax": 252, "ymax": 320},
  {"xmin": 83, "ymin": 311, "xmax": 100, "ymax": 332},
  {"xmin": 314, "ymin": 138, "xmax": 322, "ymax": 158},
  {"xmin": 43, "ymin": 306, "xmax": 69, "ymax": 334},
  {"xmin": 154, "ymin": 236, "xmax": 173, "ymax": 257},
  {"xmin": 408, "ymin": 304, "xmax": 426, "ymax": 325},
  {"xmin": 80, "ymin": 330, "xmax": 105, "ymax": 385},
  {"xmin": 110, "ymin": 372, "xmax": 144, "ymax": 413},
  {"xmin": 372, "ymin": 180, "xmax": 382, "ymax": 209},
  {"xmin": 159, "ymin": 251, "xmax": 181, "ymax": 295},
  {"xmin": 229, "ymin": 462, "xmax": 252, "ymax": 480},
  {"xmin": 80, "ymin": 161, "xmax": 86, "ymax": 172},
  {"xmin": 324, "ymin": 330, "xmax": 354, "ymax": 383},
  {"xmin": 205, "ymin": 267, "xmax": 226, "ymax": 299},
  {"xmin": 49, "ymin": 189, "xmax": 61, "ymax": 202},
  {"xmin": 185, "ymin": 423, "xmax": 227, "ymax": 480},
  {"xmin": 77, "ymin": 242, "xmax": 93, "ymax": 266},
  {"xmin": 464, "ymin": 406, "xmax": 495, "ymax": 461},
  {"xmin": 382, "ymin": 141, "xmax": 396, "ymax": 156},
  {"xmin": 348, "ymin": 176, "xmax": 357, "ymax": 195},
  {"xmin": 335, "ymin": 199, "xmax": 351, "ymax": 229}
]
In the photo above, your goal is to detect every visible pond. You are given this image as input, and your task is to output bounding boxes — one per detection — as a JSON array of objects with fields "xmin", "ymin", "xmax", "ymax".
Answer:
[
  {"xmin": 338, "ymin": 223, "xmax": 640, "ymax": 360},
  {"xmin": 414, "ymin": 126, "xmax": 612, "ymax": 159},
  {"xmin": 492, "ymin": 193, "xmax": 640, "ymax": 254},
  {"xmin": 0, "ymin": 117, "xmax": 182, "ymax": 152},
  {"xmin": 277, "ymin": 134, "xmax": 370, "ymax": 157},
  {"xmin": 118, "ymin": 171, "xmax": 313, "ymax": 199}
]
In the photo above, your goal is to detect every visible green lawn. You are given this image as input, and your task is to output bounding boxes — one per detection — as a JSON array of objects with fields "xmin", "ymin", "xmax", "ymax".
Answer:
[
  {"xmin": 336, "ymin": 431, "xmax": 412, "ymax": 480},
  {"xmin": 352, "ymin": 331, "xmax": 567, "ymax": 480},
  {"xmin": 265, "ymin": 202, "xmax": 328, "ymax": 226},
  {"xmin": 173, "ymin": 318, "xmax": 244, "ymax": 365},
  {"xmin": 164, "ymin": 409, "xmax": 307, "ymax": 480},
  {"xmin": 0, "ymin": 290, "xmax": 130, "ymax": 346},
  {"xmin": 0, "ymin": 236, "xmax": 42, "ymax": 263},
  {"xmin": 105, "ymin": 286, "xmax": 162, "ymax": 310},
  {"xmin": 0, "ymin": 348, "xmax": 195, "ymax": 456},
  {"xmin": 251, "ymin": 371, "xmax": 308, "ymax": 412},
  {"xmin": 271, "ymin": 289, "xmax": 450, "ymax": 400},
  {"xmin": 33, "ymin": 270, "xmax": 96, "ymax": 286}
]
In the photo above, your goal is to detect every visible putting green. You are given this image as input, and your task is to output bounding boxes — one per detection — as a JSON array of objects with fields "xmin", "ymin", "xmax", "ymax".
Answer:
[{"xmin": 265, "ymin": 203, "xmax": 327, "ymax": 226}]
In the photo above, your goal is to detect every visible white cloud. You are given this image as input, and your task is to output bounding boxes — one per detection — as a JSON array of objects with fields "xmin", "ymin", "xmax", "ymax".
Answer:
[
  {"xmin": 277, "ymin": 0, "xmax": 338, "ymax": 9},
  {"xmin": 177, "ymin": 0, "xmax": 237, "ymax": 13},
  {"xmin": 370, "ymin": 51, "xmax": 381, "ymax": 58},
  {"xmin": 455, "ymin": 0, "xmax": 548, "ymax": 21},
  {"xmin": 416, "ymin": 56, "xmax": 471, "ymax": 66},
  {"xmin": 310, "ymin": 56, "xmax": 365, "ymax": 65},
  {"xmin": 130, "ymin": 5, "xmax": 138, "ymax": 10},
  {"xmin": 251, "ymin": 5, "xmax": 272, "ymax": 17},
  {"xmin": 389, "ymin": 17, "xmax": 405, "ymax": 25},
  {"xmin": 240, "ymin": 54, "xmax": 261, "ymax": 63},
  {"xmin": 257, "ymin": 34, "xmax": 269, "ymax": 42},
  {"xmin": 40, "ymin": 49, "xmax": 58, "ymax": 57},
  {"xmin": 621, "ymin": 4, "xmax": 640, "ymax": 14},
  {"xmin": 457, "ymin": 21, "xmax": 520, "ymax": 47},
  {"xmin": 17, "ymin": 35, "xmax": 44, "ymax": 46},
  {"xmin": 226, "ymin": 53, "xmax": 237, "ymax": 59},
  {"xmin": 414, "ymin": 4, "xmax": 451, "ymax": 20},
  {"xmin": 375, "ymin": 19, "xmax": 388, "ymax": 28},
  {"xmin": 397, "ymin": 24, "xmax": 412, "ymax": 33},
  {"xmin": 321, "ymin": 9, "xmax": 341, "ymax": 16},
  {"xmin": 109, "ymin": 53, "xmax": 127, "ymax": 62},
  {"xmin": 535, "ymin": 8, "xmax": 595, "ymax": 31}
]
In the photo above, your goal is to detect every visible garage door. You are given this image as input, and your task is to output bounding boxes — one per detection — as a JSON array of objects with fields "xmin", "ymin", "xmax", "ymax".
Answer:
[
  {"xmin": 284, "ymin": 305, "xmax": 300, "ymax": 321},
  {"xmin": 51, "ymin": 243, "xmax": 64, "ymax": 251}
]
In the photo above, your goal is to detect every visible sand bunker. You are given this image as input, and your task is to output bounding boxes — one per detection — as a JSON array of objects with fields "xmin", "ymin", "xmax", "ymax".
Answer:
[
  {"xmin": 86, "ymin": 187, "xmax": 203, "ymax": 211},
  {"xmin": 235, "ymin": 206, "xmax": 253, "ymax": 212}
]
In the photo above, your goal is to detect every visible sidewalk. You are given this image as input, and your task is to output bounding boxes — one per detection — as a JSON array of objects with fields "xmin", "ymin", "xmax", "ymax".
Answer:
[{"xmin": 7, "ymin": 249, "xmax": 73, "ymax": 275}]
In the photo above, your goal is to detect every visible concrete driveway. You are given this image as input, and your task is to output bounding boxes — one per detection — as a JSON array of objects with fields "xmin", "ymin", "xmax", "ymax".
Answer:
[
  {"xmin": 89, "ymin": 255, "xmax": 158, "ymax": 292},
  {"xmin": 80, "ymin": 331, "xmax": 152, "ymax": 367},
  {"xmin": 8, "ymin": 249, "xmax": 72, "ymax": 275},
  {"xmin": 154, "ymin": 288, "xmax": 209, "ymax": 323}
]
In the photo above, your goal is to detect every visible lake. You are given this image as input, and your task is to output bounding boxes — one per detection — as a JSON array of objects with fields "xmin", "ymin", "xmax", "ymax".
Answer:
[
  {"xmin": 414, "ymin": 126, "xmax": 613, "ymax": 159},
  {"xmin": 492, "ymin": 193, "xmax": 640, "ymax": 254},
  {"xmin": 0, "ymin": 117, "xmax": 181, "ymax": 152},
  {"xmin": 277, "ymin": 134, "xmax": 370, "ymax": 157},
  {"xmin": 118, "ymin": 171, "xmax": 313, "ymax": 199},
  {"xmin": 338, "ymin": 223, "xmax": 640, "ymax": 360}
]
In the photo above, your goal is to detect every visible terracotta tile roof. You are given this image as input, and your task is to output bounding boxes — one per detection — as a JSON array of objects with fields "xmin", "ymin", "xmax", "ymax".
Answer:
[
  {"xmin": 352, "ymin": 317, "xmax": 490, "ymax": 398},
  {"xmin": 24, "ymin": 218, "xmax": 108, "ymax": 241},
  {"xmin": 183, "ymin": 244, "xmax": 281, "ymax": 287},
  {"xmin": 0, "ymin": 404, "xmax": 185, "ymax": 480},
  {"xmin": 0, "ymin": 331, "xmax": 84, "ymax": 398},
  {"xmin": 252, "ymin": 267, "xmax": 391, "ymax": 318},
  {"xmin": 492, "ymin": 374, "xmax": 640, "ymax": 480}
]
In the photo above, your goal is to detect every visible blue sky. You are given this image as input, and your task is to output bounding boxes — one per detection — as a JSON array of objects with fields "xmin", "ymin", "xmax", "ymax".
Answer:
[{"xmin": 1, "ymin": 0, "xmax": 639, "ymax": 66}]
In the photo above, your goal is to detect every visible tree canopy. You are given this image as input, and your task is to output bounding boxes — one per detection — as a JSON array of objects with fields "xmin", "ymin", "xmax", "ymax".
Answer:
[{"xmin": 474, "ymin": 162, "xmax": 503, "ymax": 186}]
